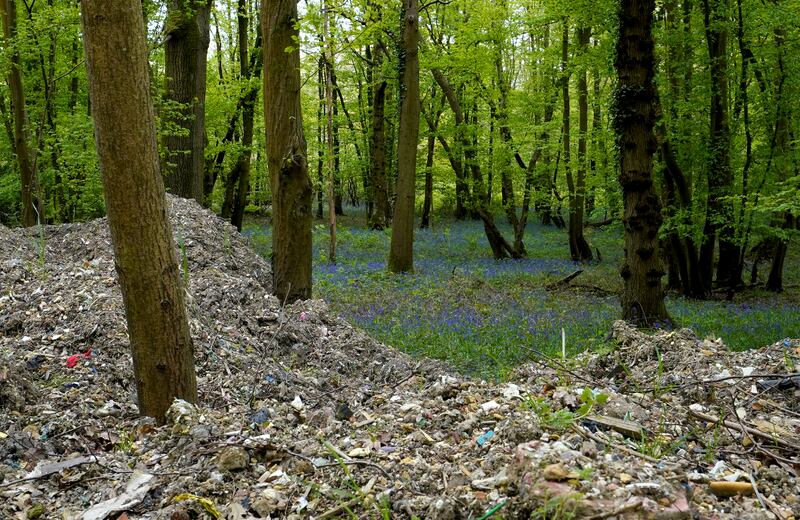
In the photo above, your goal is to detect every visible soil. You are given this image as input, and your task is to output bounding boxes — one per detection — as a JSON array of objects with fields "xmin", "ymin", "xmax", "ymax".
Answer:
[{"xmin": 1, "ymin": 196, "xmax": 798, "ymax": 519}]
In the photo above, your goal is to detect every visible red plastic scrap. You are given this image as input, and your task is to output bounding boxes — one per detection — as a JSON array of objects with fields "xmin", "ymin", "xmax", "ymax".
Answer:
[{"xmin": 65, "ymin": 347, "xmax": 93, "ymax": 368}]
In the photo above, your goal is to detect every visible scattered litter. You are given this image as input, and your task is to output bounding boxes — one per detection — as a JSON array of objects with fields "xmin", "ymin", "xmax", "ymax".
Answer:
[
  {"xmin": 1, "ymin": 197, "xmax": 797, "ymax": 519},
  {"xmin": 82, "ymin": 471, "xmax": 154, "ymax": 520}
]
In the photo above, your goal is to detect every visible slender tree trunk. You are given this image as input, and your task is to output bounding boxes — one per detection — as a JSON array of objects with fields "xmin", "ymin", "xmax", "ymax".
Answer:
[
  {"xmin": 563, "ymin": 22, "xmax": 592, "ymax": 262},
  {"xmin": 316, "ymin": 54, "xmax": 325, "ymax": 219},
  {"xmin": 388, "ymin": 0, "xmax": 420, "ymax": 273},
  {"xmin": 369, "ymin": 71, "xmax": 389, "ymax": 229},
  {"xmin": 766, "ymin": 23, "xmax": 792, "ymax": 291},
  {"xmin": 613, "ymin": 0, "xmax": 670, "ymax": 325},
  {"xmin": 331, "ymin": 67, "xmax": 364, "ymax": 214},
  {"xmin": 81, "ymin": 0, "xmax": 197, "ymax": 423},
  {"xmin": 164, "ymin": 0, "xmax": 201, "ymax": 201},
  {"xmin": 230, "ymin": 0, "xmax": 258, "ymax": 231},
  {"xmin": 573, "ymin": 26, "xmax": 593, "ymax": 261},
  {"xmin": 433, "ymin": 69, "xmax": 517, "ymax": 259},
  {"xmin": 69, "ymin": 36, "xmax": 80, "ymax": 112},
  {"xmin": 2, "ymin": 0, "xmax": 41, "ymax": 227},
  {"xmin": 263, "ymin": 0, "xmax": 312, "ymax": 302},
  {"xmin": 213, "ymin": 10, "xmax": 225, "ymax": 81},
  {"xmin": 332, "ymin": 76, "xmax": 343, "ymax": 216},
  {"xmin": 701, "ymin": 0, "xmax": 741, "ymax": 290},
  {"xmin": 420, "ymin": 131, "xmax": 435, "ymax": 229},
  {"xmin": 194, "ymin": 1, "xmax": 212, "ymax": 204},
  {"xmin": 324, "ymin": 2, "xmax": 337, "ymax": 262},
  {"xmin": 362, "ymin": 45, "xmax": 374, "ymax": 223},
  {"xmin": 420, "ymin": 91, "xmax": 443, "ymax": 230}
]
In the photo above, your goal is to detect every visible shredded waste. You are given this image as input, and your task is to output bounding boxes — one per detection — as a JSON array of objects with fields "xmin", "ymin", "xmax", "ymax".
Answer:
[{"xmin": 1, "ymin": 196, "xmax": 798, "ymax": 519}]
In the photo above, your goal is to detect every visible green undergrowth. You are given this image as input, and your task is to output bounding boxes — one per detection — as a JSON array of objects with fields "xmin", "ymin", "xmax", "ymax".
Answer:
[{"xmin": 244, "ymin": 210, "xmax": 799, "ymax": 380}]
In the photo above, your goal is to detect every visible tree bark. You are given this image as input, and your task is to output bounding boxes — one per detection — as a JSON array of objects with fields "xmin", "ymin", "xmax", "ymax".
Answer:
[
  {"xmin": 263, "ymin": 0, "xmax": 312, "ymax": 303},
  {"xmin": 369, "ymin": 71, "xmax": 389, "ymax": 230},
  {"xmin": 81, "ymin": 0, "xmax": 197, "ymax": 423},
  {"xmin": 701, "ymin": 0, "xmax": 741, "ymax": 290},
  {"xmin": 573, "ymin": 26, "xmax": 593, "ymax": 261},
  {"xmin": 613, "ymin": 0, "xmax": 670, "ymax": 325},
  {"xmin": 564, "ymin": 22, "xmax": 592, "ymax": 262},
  {"xmin": 316, "ymin": 54, "xmax": 325, "ymax": 219},
  {"xmin": 194, "ymin": 1, "xmax": 212, "ymax": 204},
  {"xmin": 164, "ymin": 0, "xmax": 202, "ymax": 201},
  {"xmin": 324, "ymin": 2, "xmax": 337, "ymax": 263},
  {"xmin": 388, "ymin": 0, "xmax": 420, "ymax": 273},
  {"xmin": 766, "ymin": 23, "xmax": 792, "ymax": 291},
  {"xmin": 433, "ymin": 68, "xmax": 517, "ymax": 259},
  {"xmin": 2, "ymin": 0, "xmax": 41, "ymax": 227},
  {"xmin": 230, "ymin": 0, "xmax": 258, "ymax": 231}
]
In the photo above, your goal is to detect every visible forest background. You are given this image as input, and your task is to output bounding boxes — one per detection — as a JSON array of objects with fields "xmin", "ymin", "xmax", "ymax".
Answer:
[{"xmin": 0, "ymin": 0, "xmax": 798, "ymax": 377}]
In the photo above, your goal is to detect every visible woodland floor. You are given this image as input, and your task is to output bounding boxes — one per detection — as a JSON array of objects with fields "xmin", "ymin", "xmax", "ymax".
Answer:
[
  {"xmin": 1, "ymin": 199, "xmax": 798, "ymax": 520},
  {"xmin": 245, "ymin": 208, "xmax": 800, "ymax": 379}
]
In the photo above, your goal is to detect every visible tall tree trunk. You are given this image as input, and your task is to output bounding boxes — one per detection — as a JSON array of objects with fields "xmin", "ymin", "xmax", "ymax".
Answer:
[
  {"xmin": 563, "ymin": 22, "xmax": 592, "ymax": 262},
  {"xmin": 362, "ymin": 44, "xmax": 374, "ymax": 223},
  {"xmin": 420, "ymin": 131, "xmax": 435, "ymax": 229},
  {"xmin": 332, "ymin": 78, "xmax": 343, "ymax": 216},
  {"xmin": 324, "ymin": 2, "xmax": 337, "ymax": 262},
  {"xmin": 230, "ymin": 0, "xmax": 258, "ymax": 231},
  {"xmin": 369, "ymin": 67, "xmax": 389, "ymax": 230},
  {"xmin": 766, "ymin": 22, "xmax": 792, "ymax": 291},
  {"xmin": 194, "ymin": 1, "xmax": 212, "ymax": 204},
  {"xmin": 263, "ymin": 0, "xmax": 312, "ymax": 303},
  {"xmin": 420, "ymin": 91, "xmax": 442, "ymax": 230},
  {"xmin": 495, "ymin": 53, "xmax": 520, "ymax": 239},
  {"xmin": 388, "ymin": 0, "xmax": 420, "ymax": 273},
  {"xmin": 613, "ymin": 0, "xmax": 670, "ymax": 325},
  {"xmin": 574, "ymin": 26, "xmax": 593, "ymax": 261},
  {"xmin": 164, "ymin": 0, "xmax": 202, "ymax": 201},
  {"xmin": 701, "ymin": 0, "xmax": 741, "ymax": 290},
  {"xmin": 316, "ymin": 54, "xmax": 325, "ymax": 219},
  {"xmin": 2, "ymin": 0, "xmax": 41, "ymax": 227},
  {"xmin": 331, "ymin": 66, "xmax": 363, "ymax": 214},
  {"xmin": 433, "ymin": 68, "xmax": 517, "ymax": 259},
  {"xmin": 81, "ymin": 0, "xmax": 197, "ymax": 423}
]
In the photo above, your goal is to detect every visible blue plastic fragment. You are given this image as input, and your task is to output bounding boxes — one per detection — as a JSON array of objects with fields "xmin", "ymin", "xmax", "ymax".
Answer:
[
  {"xmin": 251, "ymin": 409, "xmax": 270, "ymax": 425},
  {"xmin": 476, "ymin": 430, "xmax": 495, "ymax": 446}
]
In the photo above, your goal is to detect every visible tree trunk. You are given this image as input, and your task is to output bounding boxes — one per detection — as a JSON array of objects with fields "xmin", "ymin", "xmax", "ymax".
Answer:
[
  {"xmin": 316, "ymin": 54, "xmax": 325, "ymax": 219},
  {"xmin": 766, "ymin": 24, "xmax": 792, "ymax": 291},
  {"xmin": 263, "ymin": 0, "xmax": 312, "ymax": 303},
  {"xmin": 2, "ymin": 0, "xmax": 41, "ymax": 227},
  {"xmin": 331, "ymin": 66, "xmax": 364, "ymax": 215},
  {"xmin": 613, "ymin": 0, "xmax": 670, "ymax": 325},
  {"xmin": 564, "ymin": 22, "xmax": 593, "ymax": 262},
  {"xmin": 388, "ymin": 0, "xmax": 420, "ymax": 273},
  {"xmin": 369, "ymin": 72, "xmax": 389, "ymax": 230},
  {"xmin": 194, "ymin": 1, "xmax": 211, "ymax": 204},
  {"xmin": 324, "ymin": 2, "xmax": 337, "ymax": 262},
  {"xmin": 433, "ymin": 68, "xmax": 517, "ymax": 259},
  {"xmin": 332, "ymin": 78, "xmax": 343, "ymax": 216},
  {"xmin": 574, "ymin": 26, "xmax": 593, "ymax": 261},
  {"xmin": 81, "ymin": 0, "xmax": 197, "ymax": 423},
  {"xmin": 362, "ymin": 44, "xmax": 374, "ymax": 223},
  {"xmin": 701, "ymin": 0, "xmax": 741, "ymax": 290},
  {"xmin": 164, "ymin": 0, "xmax": 202, "ymax": 201},
  {"xmin": 230, "ymin": 0, "xmax": 258, "ymax": 231},
  {"xmin": 420, "ymin": 132, "xmax": 435, "ymax": 229}
]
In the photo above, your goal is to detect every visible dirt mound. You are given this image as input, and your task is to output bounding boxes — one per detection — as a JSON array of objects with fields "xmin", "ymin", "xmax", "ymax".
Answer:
[{"xmin": 1, "ymin": 199, "xmax": 798, "ymax": 519}]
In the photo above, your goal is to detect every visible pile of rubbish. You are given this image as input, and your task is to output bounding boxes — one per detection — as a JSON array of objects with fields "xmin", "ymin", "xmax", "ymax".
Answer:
[{"xmin": 1, "ymin": 197, "xmax": 797, "ymax": 519}]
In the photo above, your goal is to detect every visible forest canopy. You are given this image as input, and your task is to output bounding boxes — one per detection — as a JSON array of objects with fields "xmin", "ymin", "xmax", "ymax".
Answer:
[{"xmin": 0, "ymin": 0, "xmax": 798, "ymax": 296}]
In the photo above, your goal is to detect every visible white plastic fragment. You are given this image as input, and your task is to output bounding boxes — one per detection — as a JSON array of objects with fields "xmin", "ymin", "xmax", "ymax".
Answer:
[
  {"xmin": 82, "ymin": 471, "xmax": 154, "ymax": 520},
  {"xmin": 503, "ymin": 383, "xmax": 521, "ymax": 400},
  {"xmin": 290, "ymin": 395, "xmax": 304, "ymax": 411},
  {"xmin": 480, "ymin": 400, "xmax": 500, "ymax": 412}
]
